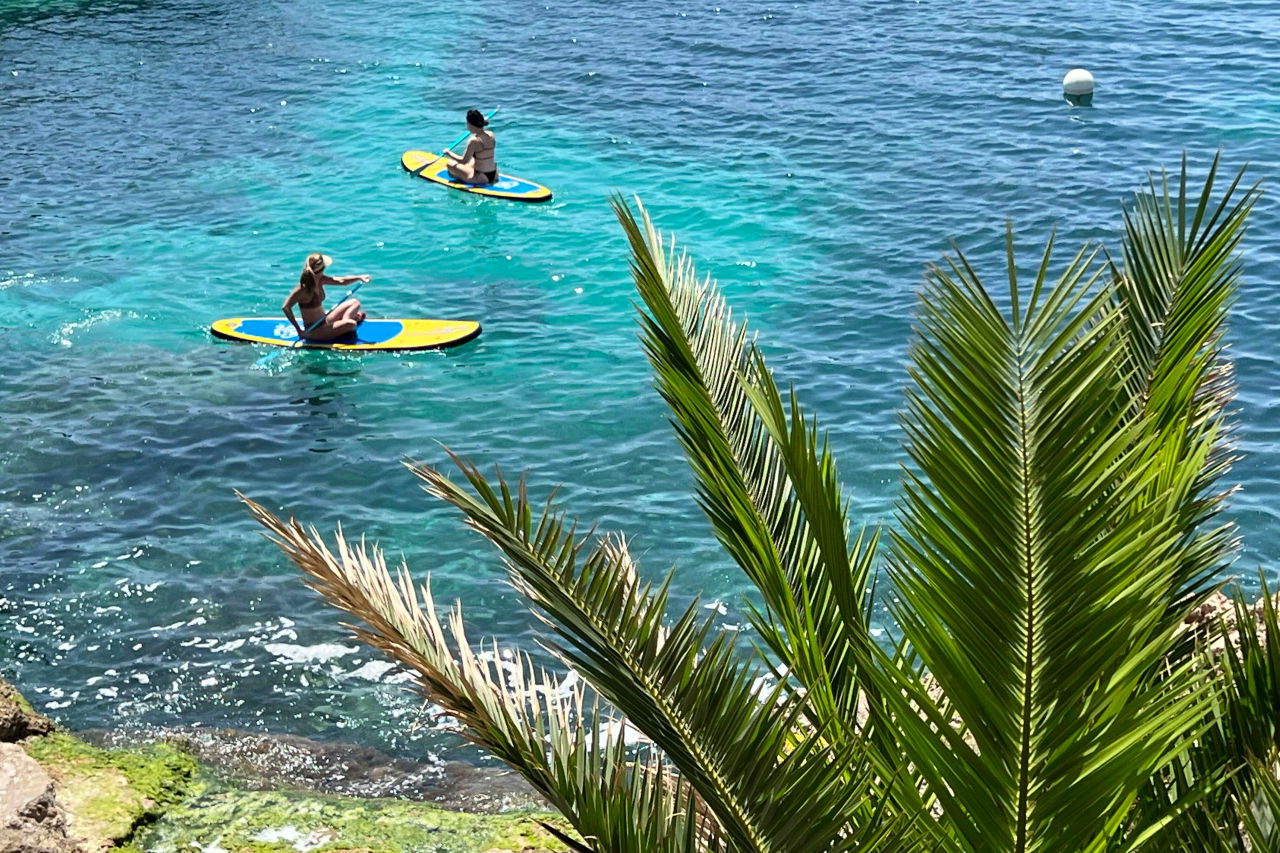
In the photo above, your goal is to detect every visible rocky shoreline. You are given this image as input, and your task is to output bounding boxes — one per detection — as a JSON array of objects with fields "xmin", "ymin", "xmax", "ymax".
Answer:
[
  {"xmin": 4, "ymin": 589, "xmax": 1270, "ymax": 852},
  {"xmin": 0, "ymin": 678, "xmax": 568, "ymax": 853}
]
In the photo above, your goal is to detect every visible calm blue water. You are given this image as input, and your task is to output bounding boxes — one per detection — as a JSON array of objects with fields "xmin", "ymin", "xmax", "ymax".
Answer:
[{"xmin": 4, "ymin": 0, "xmax": 1280, "ymax": 759}]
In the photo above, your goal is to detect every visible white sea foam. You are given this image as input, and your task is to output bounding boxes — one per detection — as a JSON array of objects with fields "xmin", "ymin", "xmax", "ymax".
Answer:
[
  {"xmin": 346, "ymin": 660, "xmax": 396, "ymax": 681},
  {"xmin": 51, "ymin": 309, "xmax": 137, "ymax": 347},
  {"xmin": 264, "ymin": 643, "xmax": 358, "ymax": 664}
]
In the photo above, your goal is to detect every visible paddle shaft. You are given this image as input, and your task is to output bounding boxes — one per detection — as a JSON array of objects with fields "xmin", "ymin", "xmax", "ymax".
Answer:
[
  {"xmin": 410, "ymin": 107, "xmax": 500, "ymax": 177},
  {"xmin": 256, "ymin": 281, "xmax": 364, "ymax": 367}
]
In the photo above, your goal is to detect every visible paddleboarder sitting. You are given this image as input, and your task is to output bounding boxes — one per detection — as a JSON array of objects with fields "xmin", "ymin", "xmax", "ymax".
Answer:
[
  {"xmin": 282, "ymin": 253, "xmax": 370, "ymax": 341},
  {"xmin": 442, "ymin": 109, "xmax": 497, "ymax": 185}
]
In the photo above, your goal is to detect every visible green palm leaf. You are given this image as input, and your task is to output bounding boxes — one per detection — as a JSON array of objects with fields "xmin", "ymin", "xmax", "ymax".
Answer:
[
  {"xmin": 1114, "ymin": 153, "xmax": 1260, "ymax": 627},
  {"xmin": 241, "ymin": 493, "xmax": 708, "ymax": 853},
  {"xmin": 409, "ymin": 455, "xmax": 918, "ymax": 853},
  {"xmin": 1218, "ymin": 574, "xmax": 1280, "ymax": 768},
  {"xmin": 863, "ymin": 227, "xmax": 1217, "ymax": 853},
  {"xmin": 611, "ymin": 195, "xmax": 877, "ymax": 735},
  {"xmin": 1234, "ymin": 755, "xmax": 1280, "ymax": 850}
]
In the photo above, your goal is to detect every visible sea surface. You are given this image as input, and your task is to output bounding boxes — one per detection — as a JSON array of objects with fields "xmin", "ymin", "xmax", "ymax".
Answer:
[{"xmin": 4, "ymin": 0, "xmax": 1280, "ymax": 765}]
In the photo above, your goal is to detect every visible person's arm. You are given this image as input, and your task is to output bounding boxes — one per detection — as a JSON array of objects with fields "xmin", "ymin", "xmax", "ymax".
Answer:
[
  {"xmin": 282, "ymin": 289, "xmax": 304, "ymax": 335},
  {"xmin": 320, "ymin": 273, "xmax": 371, "ymax": 286},
  {"xmin": 444, "ymin": 138, "xmax": 477, "ymax": 164}
]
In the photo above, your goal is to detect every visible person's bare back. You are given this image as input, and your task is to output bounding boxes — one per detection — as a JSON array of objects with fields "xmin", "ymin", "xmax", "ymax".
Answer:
[{"xmin": 444, "ymin": 109, "xmax": 498, "ymax": 185}]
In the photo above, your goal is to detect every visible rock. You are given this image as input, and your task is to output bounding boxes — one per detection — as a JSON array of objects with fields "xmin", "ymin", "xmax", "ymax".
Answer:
[
  {"xmin": 23, "ymin": 733, "xmax": 195, "ymax": 853},
  {"xmin": 86, "ymin": 727, "xmax": 545, "ymax": 813},
  {"xmin": 0, "ymin": 677, "xmax": 55, "ymax": 743},
  {"xmin": 1182, "ymin": 591, "xmax": 1280, "ymax": 654},
  {"xmin": 0, "ymin": 741, "xmax": 75, "ymax": 853},
  {"xmin": 130, "ymin": 786, "xmax": 572, "ymax": 853}
]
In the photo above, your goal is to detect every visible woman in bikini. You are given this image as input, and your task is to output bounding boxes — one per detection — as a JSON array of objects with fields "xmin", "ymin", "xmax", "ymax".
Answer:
[
  {"xmin": 282, "ymin": 253, "xmax": 370, "ymax": 341},
  {"xmin": 443, "ymin": 109, "xmax": 498, "ymax": 185}
]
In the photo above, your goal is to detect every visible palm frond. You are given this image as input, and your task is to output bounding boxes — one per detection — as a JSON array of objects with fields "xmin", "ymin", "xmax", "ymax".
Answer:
[
  {"xmin": 240, "ymin": 492, "xmax": 709, "ymax": 853},
  {"xmin": 408, "ymin": 456, "xmax": 917, "ymax": 853},
  {"xmin": 1217, "ymin": 572, "xmax": 1280, "ymax": 779},
  {"xmin": 1235, "ymin": 754, "xmax": 1280, "ymax": 851},
  {"xmin": 611, "ymin": 196, "xmax": 876, "ymax": 733},
  {"xmin": 1114, "ymin": 153, "xmax": 1260, "ymax": 626},
  {"xmin": 1120, "ymin": 572, "xmax": 1280, "ymax": 851},
  {"xmin": 864, "ymin": 228, "xmax": 1218, "ymax": 853}
]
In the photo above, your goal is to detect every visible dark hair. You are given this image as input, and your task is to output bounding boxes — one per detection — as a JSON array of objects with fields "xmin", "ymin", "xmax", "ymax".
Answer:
[{"xmin": 466, "ymin": 109, "xmax": 487, "ymax": 128}]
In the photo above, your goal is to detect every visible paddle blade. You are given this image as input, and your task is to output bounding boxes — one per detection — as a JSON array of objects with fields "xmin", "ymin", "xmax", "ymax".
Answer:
[{"xmin": 253, "ymin": 349, "xmax": 283, "ymax": 369}]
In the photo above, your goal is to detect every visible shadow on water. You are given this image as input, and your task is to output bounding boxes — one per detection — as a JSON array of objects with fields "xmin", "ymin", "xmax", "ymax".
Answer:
[
  {"xmin": 0, "ymin": 0, "xmax": 144, "ymax": 28},
  {"xmin": 284, "ymin": 353, "xmax": 362, "ymax": 413}
]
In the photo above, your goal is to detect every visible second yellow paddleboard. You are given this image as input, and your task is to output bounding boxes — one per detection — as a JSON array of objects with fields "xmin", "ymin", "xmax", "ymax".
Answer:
[{"xmin": 401, "ymin": 150, "xmax": 552, "ymax": 203}]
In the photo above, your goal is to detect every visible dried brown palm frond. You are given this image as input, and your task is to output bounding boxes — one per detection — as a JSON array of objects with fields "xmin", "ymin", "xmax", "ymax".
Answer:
[{"xmin": 239, "ymin": 491, "xmax": 714, "ymax": 853}]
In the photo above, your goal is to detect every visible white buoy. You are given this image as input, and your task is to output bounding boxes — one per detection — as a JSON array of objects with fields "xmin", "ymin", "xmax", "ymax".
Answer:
[{"xmin": 1063, "ymin": 68, "xmax": 1094, "ymax": 106}]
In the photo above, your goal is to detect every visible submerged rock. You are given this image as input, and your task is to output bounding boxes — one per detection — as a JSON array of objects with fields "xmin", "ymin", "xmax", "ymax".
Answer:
[{"xmin": 86, "ymin": 727, "xmax": 544, "ymax": 813}]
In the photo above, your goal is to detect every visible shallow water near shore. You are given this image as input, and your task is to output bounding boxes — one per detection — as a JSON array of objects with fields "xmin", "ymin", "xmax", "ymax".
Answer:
[{"xmin": 4, "ymin": 0, "xmax": 1280, "ymax": 770}]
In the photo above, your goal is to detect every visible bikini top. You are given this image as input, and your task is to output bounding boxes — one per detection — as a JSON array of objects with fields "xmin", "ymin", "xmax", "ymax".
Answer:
[
  {"xmin": 470, "ymin": 132, "xmax": 496, "ymax": 171},
  {"xmin": 298, "ymin": 286, "xmax": 322, "ymax": 310}
]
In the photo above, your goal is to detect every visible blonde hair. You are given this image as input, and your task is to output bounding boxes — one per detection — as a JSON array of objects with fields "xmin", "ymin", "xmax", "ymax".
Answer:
[{"xmin": 300, "ymin": 253, "xmax": 325, "ymax": 292}]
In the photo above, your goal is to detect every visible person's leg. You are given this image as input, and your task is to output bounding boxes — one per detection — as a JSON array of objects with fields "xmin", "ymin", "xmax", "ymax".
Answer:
[
  {"xmin": 303, "ymin": 317, "xmax": 357, "ymax": 340},
  {"xmin": 446, "ymin": 161, "xmax": 476, "ymax": 182},
  {"xmin": 336, "ymin": 301, "xmax": 365, "ymax": 324}
]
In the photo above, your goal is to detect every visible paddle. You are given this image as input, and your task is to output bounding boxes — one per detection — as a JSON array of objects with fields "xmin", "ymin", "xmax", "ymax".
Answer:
[
  {"xmin": 409, "ymin": 107, "xmax": 500, "ymax": 178},
  {"xmin": 254, "ymin": 281, "xmax": 364, "ymax": 369}
]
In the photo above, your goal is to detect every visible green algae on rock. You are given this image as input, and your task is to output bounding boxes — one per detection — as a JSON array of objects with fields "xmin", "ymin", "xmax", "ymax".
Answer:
[
  {"xmin": 2, "ymin": 676, "xmax": 570, "ymax": 853},
  {"xmin": 130, "ymin": 786, "xmax": 572, "ymax": 853},
  {"xmin": 23, "ymin": 732, "xmax": 198, "ymax": 851}
]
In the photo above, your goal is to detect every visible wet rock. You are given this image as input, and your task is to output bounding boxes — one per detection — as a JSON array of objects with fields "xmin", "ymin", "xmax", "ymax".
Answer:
[
  {"xmin": 86, "ymin": 727, "xmax": 544, "ymax": 813},
  {"xmin": 0, "ymin": 677, "xmax": 55, "ymax": 743},
  {"xmin": 0, "ymin": 741, "xmax": 74, "ymax": 853}
]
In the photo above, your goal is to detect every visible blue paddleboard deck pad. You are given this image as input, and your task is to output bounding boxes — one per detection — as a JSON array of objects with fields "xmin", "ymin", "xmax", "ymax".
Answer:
[
  {"xmin": 401, "ymin": 150, "xmax": 553, "ymax": 203},
  {"xmin": 211, "ymin": 318, "xmax": 481, "ymax": 351}
]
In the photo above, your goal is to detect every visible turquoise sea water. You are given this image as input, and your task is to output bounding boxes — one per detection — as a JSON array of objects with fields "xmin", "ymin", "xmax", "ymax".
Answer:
[{"xmin": 4, "ymin": 0, "xmax": 1280, "ymax": 760}]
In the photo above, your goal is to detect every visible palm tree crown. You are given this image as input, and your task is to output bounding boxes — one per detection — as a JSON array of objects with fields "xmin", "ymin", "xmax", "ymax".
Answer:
[{"xmin": 245, "ymin": 153, "xmax": 1276, "ymax": 853}]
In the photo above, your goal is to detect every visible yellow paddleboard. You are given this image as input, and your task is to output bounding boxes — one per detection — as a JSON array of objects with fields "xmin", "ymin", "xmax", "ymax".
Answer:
[
  {"xmin": 401, "ymin": 150, "xmax": 552, "ymax": 203},
  {"xmin": 211, "ymin": 318, "xmax": 481, "ymax": 351}
]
